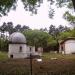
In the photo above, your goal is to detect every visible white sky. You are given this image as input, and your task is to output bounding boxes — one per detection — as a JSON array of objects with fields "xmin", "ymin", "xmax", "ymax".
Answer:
[{"xmin": 0, "ymin": 0, "xmax": 69, "ymax": 29}]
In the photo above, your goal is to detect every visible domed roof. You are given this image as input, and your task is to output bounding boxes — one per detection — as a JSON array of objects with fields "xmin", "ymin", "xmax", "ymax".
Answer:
[{"xmin": 9, "ymin": 32, "xmax": 26, "ymax": 44}]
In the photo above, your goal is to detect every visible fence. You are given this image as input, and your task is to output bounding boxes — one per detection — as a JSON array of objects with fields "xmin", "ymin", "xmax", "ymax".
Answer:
[{"xmin": 0, "ymin": 71, "xmax": 75, "ymax": 75}]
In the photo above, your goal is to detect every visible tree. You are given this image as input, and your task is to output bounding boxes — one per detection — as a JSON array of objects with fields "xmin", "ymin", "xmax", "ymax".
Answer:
[
  {"xmin": 55, "ymin": 0, "xmax": 74, "ymax": 8},
  {"xmin": 14, "ymin": 24, "xmax": 21, "ymax": 32},
  {"xmin": 6, "ymin": 22, "xmax": 14, "ymax": 34},
  {"xmin": 59, "ymin": 30, "xmax": 72, "ymax": 40},
  {"xmin": 49, "ymin": 25, "xmax": 56, "ymax": 36},
  {"xmin": 23, "ymin": 29, "xmax": 57, "ymax": 52},
  {"xmin": 63, "ymin": 11, "xmax": 75, "ymax": 28},
  {"xmin": 40, "ymin": 27, "xmax": 48, "ymax": 32},
  {"xmin": 0, "ymin": 0, "xmax": 74, "ymax": 17},
  {"xmin": 57, "ymin": 0, "xmax": 75, "ymax": 28},
  {"xmin": 0, "ymin": 0, "xmax": 43, "ymax": 16},
  {"xmin": 0, "ymin": 22, "xmax": 30, "ymax": 36},
  {"xmin": 0, "ymin": 22, "xmax": 7, "ymax": 33},
  {"xmin": 0, "ymin": 22, "xmax": 7, "ymax": 40},
  {"xmin": 49, "ymin": 25, "xmax": 70, "ymax": 51},
  {"xmin": 23, "ymin": 29, "xmax": 53, "ymax": 48},
  {"xmin": 14, "ymin": 24, "xmax": 30, "ymax": 32},
  {"xmin": 21, "ymin": 25, "xmax": 30, "ymax": 32},
  {"xmin": 69, "ymin": 29, "xmax": 75, "ymax": 37},
  {"xmin": 0, "ymin": 0, "xmax": 17, "ymax": 16},
  {"xmin": 72, "ymin": 0, "xmax": 75, "ymax": 9},
  {"xmin": 0, "ymin": 38, "xmax": 8, "ymax": 51},
  {"xmin": 58, "ymin": 25, "xmax": 70, "ymax": 32},
  {"xmin": 49, "ymin": 25, "xmax": 70, "ymax": 37}
]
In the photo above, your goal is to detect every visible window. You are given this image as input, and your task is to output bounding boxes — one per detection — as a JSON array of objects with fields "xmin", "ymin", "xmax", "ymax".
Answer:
[
  {"xmin": 61, "ymin": 46, "xmax": 63, "ymax": 51},
  {"xmin": 35, "ymin": 47, "xmax": 38, "ymax": 51},
  {"xmin": 10, "ymin": 55, "xmax": 13, "ymax": 58},
  {"xmin": 30, "ymin": 47, "xmax": 32, "ymax": 51},
  {"xmin": 19, "ymin": 46, "xmax": 22, "ymax": 52}
]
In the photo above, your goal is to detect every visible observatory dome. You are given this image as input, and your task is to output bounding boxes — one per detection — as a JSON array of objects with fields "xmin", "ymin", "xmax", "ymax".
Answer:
[{"xmin": 9, "ymin": 32, "xmax": 26, "ymax": 44}]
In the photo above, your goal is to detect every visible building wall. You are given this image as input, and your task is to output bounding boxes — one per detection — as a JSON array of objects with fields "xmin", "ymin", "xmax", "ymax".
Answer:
[
  {"xmin": 37, "ymin": 47, "xmax": 43, "ymax": 56},
  {"xmin": 8, "ymin": 44, "xmax": 27, "ymax": 58},
  {"xmin": 65, "ymin": 40, "xmax": 75, "ymax": 54},
  {"xmin": 26, "ymin": 46, "xmax": 35, "ymax": 57},
  {"xmin": 59, "ymin": 43, "xmax": 65, "ymax": 54},
  {"xmin": 8, "ymin": 44, "xmax": 43, "ymax": 58}
]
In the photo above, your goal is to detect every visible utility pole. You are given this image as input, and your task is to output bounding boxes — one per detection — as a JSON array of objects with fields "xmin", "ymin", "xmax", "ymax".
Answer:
[{"xmin": 30, "ymin": 47, "xmax": 32, "ymax": 75}]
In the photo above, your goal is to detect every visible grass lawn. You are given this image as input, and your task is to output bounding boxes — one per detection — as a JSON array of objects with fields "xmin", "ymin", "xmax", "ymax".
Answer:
[
  {"xmin": 0, "ymin": 51, "xmax": 8, "ymax": 60},
  {"xmin": 0, "ymin": 52, "xmax": 75, "ymax": 75},
  {"xmin": 42, "ymin": 53, "xmax": 75, "ymax": 60}
]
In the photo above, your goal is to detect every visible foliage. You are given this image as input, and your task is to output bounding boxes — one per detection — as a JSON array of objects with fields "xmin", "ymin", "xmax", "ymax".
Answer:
[
  {"xmin": 67, "ymin": 1, "xmax": 74, "ymax": 9},
  {"xmin": 0, "ymin": 22, "xmax": 72, "ymax": 52},
  {"xmin": 40, "ymin": 28, "xmax": 48, "ymax": 32},
  {"xmin": 71, "ymin": 29, "xmax": 75, "ymax": 37},
  {"xmin": 48, "ymin": 39, "xmax": 57, "ymax": 46},
  {"xmin": 0, "ymin": 22, "xmax": 30, "ymax": 34},
  {"xmin": 6, "ymin": 22, "xmax": 14, "ymax": 34},
  {"xmin": 49, "ymin": 25, "xmax": 70, "ymax": 39},
  {"xmin": 63, "ymin": 11, "xmax": 75, "ymax": 27},
  {"xmin": 0, "ymin": 22, "xmax": 14, "ymax": 34},
  {"xmin": 0, "ymin": 0, "xmax": 43, "ymax": 15},
  {"xmin": 23, "ymin": 29, "xmax": 53, "ymax": 47},
  {"xmin": 48, "ymin": 24, "xmax": 70, "ymax": 51},
  {"xmin": 59, "ymin": 31, "xmax": 72, "ymax": 40},
  {"xmin": 56, "ymin": 0, "xmax": 75, "ymax": 28},
  {"xmin": 56, "ymin": 0, "xmax": 72, "ymax": 7},
  {"xmin": 59, "ymin": 0, "xmax": 75, "ymax": 28},
  {"xmin": 55, "ymin": 0, "xmax": 75, "ymax": 10},
  {"xmin": 14, "ymin": 24, "xmax": 30, "ymax": 32},
  {"xmin": 58, "ymin": 29, "xmax": 75, "ymax": 40},
  {"xmin": 49, "ymin": 25, "xmax": 56, "ymax": 37},
  {"xmin": 71, "ymin": 0, "xmax": 75, "ymax": 9},
  {"xmin": 49, "ymin": 8, "xmax": 55, "ymax": 18},
  {"xmin": 0, "ymin": 38, "xmax": 9, "ymax": 52},
  {"xmin": 0, "ymin": 0, "xmax": 74, "ymax": 17},
  {"xmin": 21, "ymin": 0, "xmax": 43, "ymax": 14},
  {"xmin": 0, "ymin": 0, "xmax": 17, "ymax": 16},
  {"xmin": 22, "ymin": 25, "xmax": 70, "ymax": 51}
]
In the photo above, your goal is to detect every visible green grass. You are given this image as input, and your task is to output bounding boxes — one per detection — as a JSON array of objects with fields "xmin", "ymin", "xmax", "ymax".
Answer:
[
  {"xmin": 0, "ymin": 51, "xmax": 8, "ymax": 60},
  {"xmin": 42, "ymin": 52, "xmax": 75, "ymax": 60},
  {"xmin": 0, "ymin": 52, "xmax": 75, "ymax": 75},
  {"xmin": 0, "ymin": 51, "xmax": 75, "ymax": 60}
]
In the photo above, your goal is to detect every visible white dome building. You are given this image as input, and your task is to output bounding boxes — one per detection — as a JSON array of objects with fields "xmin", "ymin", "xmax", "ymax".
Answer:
[
  {"xmin": 9, "ymin": 32, "xmax": 26, "ymax": 44},
  {"xmin": 8, "ymin": 32, "xmax": 43, "ymax": 59},
  {"xmin": 8, "ymin": 32, "xmax": 31, "ymax": 58}
]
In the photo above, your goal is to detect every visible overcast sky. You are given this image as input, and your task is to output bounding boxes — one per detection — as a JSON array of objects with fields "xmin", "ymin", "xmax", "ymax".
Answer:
[{"xmin": 0, "ymin": 0, "xmax": 69, "ymax": 29}]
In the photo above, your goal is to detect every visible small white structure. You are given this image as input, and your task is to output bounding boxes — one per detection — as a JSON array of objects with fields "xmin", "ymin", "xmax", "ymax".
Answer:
[
  {"xmin": 37, "ymin": 47, "xmax": 43, "ymax": 56},
  {"xmin": 59, "ymin": 37, "xmax": 75, "ymax": 54},
  {"xmin": 8, "ymin": 32, "xmax": 42, "ymax": 59},
  {"xmin": 8, "ymin": 32, "xmax": 28, "ymax": 58}
]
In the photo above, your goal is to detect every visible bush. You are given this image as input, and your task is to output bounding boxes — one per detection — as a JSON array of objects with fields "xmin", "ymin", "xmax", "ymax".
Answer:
[{"xmin": 0, "ymin": 39, "xmax": 8, "ymax": 52}]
